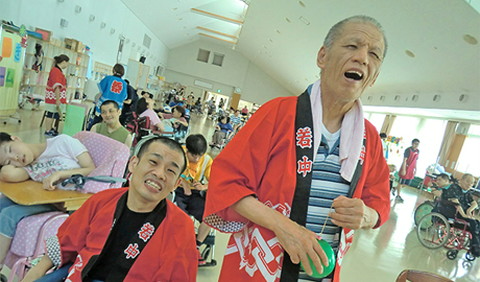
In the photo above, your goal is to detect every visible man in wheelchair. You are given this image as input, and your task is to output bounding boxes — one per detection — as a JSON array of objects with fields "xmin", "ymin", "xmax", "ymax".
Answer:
[{"xmin": 435, "ymin": 173, "xmax": 479, "ymax": 256}]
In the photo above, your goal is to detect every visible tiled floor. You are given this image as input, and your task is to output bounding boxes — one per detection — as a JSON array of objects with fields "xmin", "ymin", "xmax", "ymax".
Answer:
[{"xmin": 1, "ymin": 107, "xmax": 479, "ymax": 281}]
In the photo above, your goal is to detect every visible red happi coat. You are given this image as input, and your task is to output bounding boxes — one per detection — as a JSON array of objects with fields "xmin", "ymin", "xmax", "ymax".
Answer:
[
  {"xmin": 45, "ymin": 67, "xmax": 67, "ymax": 104},
  {"xmin": 53, "ymin": 188, "xmax": 197, "ymax": 282},
  {"xmin": 399, "ymin": 147, "xmax": 419, "ymax": 180},
  {"xmin": 204, "ymin": 96, "xmax": 390, "ymax": 282}
]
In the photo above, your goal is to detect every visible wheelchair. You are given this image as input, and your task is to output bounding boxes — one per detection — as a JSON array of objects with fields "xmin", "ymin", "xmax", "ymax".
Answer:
[{"xmin": 416, "ymin": 200, "xmax": 477, "ymax": 261}]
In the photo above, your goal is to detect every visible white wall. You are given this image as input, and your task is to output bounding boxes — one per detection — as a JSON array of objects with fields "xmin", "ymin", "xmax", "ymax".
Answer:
[
  {"xmin": 0, "ymin": 0, "xmax": 168, "ymax": 69},
  {"xmin": 167, "ymin": 39, "xmax": 292, "ymax": 104},
  {"xmin": 165, "ymin": 69, "xmax": 234, "ymax": 97},
  {"xmin": 242, "ymin": 62, "xmax": 292, "ymax": 104}
]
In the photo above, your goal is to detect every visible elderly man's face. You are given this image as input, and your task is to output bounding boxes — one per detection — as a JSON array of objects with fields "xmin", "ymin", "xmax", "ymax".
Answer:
[
  {"xmin": 317, "ymin": 22, "xmax": 385, "ymax": 102},
  {"xmin": 459, "ymin": 175, "xmax": 475, "ymax": 191}
]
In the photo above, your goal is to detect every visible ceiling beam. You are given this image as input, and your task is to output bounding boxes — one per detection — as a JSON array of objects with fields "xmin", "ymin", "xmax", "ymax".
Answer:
[
  {"xmin": 196, "ymin": 26, "xmax": 238, "ymax": 39},
  {"xmin": 198, "ymin": 33, "xmax": 237, "ymax": 44},
  {"xmin": 191, "ymin": 8, "xmax": 244, "ymax": 25}
]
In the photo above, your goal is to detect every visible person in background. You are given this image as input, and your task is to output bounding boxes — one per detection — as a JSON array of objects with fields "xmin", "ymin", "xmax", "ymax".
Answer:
[
  {"xmin": 395, "ymin": 138, "xmax": 420, "ymax": 203},
  {"xmin": 90, "ymin": 100, "xmax": 133, "ymax": 148},
  {"xmin": 380, "ymin": 132, "xmax": 388, "ymax": 160},
  {"xmin": 388, "ymin": 164, "xmax": 398, "ymax": 194},
  {"xmin": 136, "ymin": 97, "xmax": 163, "ymax": 132},
  {"xmin": 88, "ymin": 64, "xmax": 128, "ymax": 129},
  {"xmin": 174, "ymin": 134, "xmax": 213, "ymax": 265},
  {"xmin": 230, "ymin": 110, "xmax": 243, "ymax": 133},
  {"xmin": 161, "ymin": 106, "xmax": 189, "ymax": 129},
  {"xmin": 431, "ymin": 173, "xmax": 451, "ymax": 199},
  {"xmin": 44, "ymin": 54, "xmax": 69, "ymax": 137},
  {"xmin": 440, "ymin": 173, "xmax": 479, "ymax": 257},
  {"xmin": 120, "ymin": 79, "xmax": 138, "ymax": 125},
  {"xmin": 240, "ymin": 105, "xmax": 249, "ymax": 116},
  {"xmin": 0, "ymin": 132, "xmax": 95, "ymax": 275},
  {"xmin": 203, "ymin": 15, "xmax": 390, "ymax": 281},
  {"xmin": 210, "ymin": 116, "xmax": 233, "ymax": 149},
  {"xmin": 22, "ymin": 136, "xmax": 197, "ymax": 282},
  {"xmin": 142, "ymin": 91, "xmax": 153, "ymax": 99}
]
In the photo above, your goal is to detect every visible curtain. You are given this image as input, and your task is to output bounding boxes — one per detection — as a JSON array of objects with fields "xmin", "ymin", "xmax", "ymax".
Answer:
[
  {"xmin": 437, "ymin": 121, "xmax": 458, "ymax": 165},
  {"xmin": 380, "ymin": 114, "xmax": 396, "ymax": 135}
]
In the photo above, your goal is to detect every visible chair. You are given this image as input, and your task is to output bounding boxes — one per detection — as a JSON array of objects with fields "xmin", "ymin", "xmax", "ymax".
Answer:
[
  {"xmin": 4, "ymin": 131, "xmax": 130, "ymax": 281},
  {"xmin": 125, "ymin": 112, "xmax": 152, "ymax": 147},
  {"xmin": 4, "ymin": 212, "xmax": 68, "ymax": 281},
  {"xmin": 73, "ymin": 131, "xmax": 130, "ymax": 193},
  {"xmin": 396, "ymin": 269, "xmax": 453, "ymax": 282}
]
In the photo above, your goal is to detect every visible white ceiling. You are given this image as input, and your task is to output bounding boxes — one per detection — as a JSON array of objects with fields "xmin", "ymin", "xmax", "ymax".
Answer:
[{"xmin": 121, "ymin": 0, "xmax": 480, "ymax": 122}]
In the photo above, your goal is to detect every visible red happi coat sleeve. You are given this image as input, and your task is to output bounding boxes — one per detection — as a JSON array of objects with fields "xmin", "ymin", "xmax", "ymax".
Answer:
[
  {"xmin": 353, "ymin": 120, "xmax": 391, "ymax": 227},
  {"xmin": 54, "ymin": 189, "xmax": 122, "ymax": 268},
  {"xmin": 45, "ymin": 67, "xmax": 67, "ymax": 104},
  {"xmin": 204, "ymin": 96, "xmax": 298, "ymax": 232}
]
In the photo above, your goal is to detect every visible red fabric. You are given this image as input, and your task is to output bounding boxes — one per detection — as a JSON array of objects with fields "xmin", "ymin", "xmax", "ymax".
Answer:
[
  {"xmin": 399, "ymin": 147, "xmax": 419, "ymax": 180},
  {"xmin": 45, "ymin": 67, "xmax": 67, "ymax": 104},
  {"xmin": 57, "ymin": 188, "xmax": 197, "ymax": 282},
  {"xmin": 204, "ymin": 96, "xmax": 390, "ymax": 282}
]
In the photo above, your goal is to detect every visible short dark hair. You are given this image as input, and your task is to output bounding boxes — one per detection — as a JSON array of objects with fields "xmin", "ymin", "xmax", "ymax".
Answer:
[
  {"xmin": 436, "ymin": 173, "xmax": 450, "ymax": 182},
  {"xmin": 0, "ymin": 132, "xmax": 14, "ymax": 168},
  {"xmin": 136, "ymin": 97, "xmax": 148, "ymax": 115},
  {"xmin": 0, "ymin": 132, "xmax": 13, "ymax": 147},
  {"xmin": 135, "ymin": 135, "xmax": 187, "ymax": 174},
  {"xmin": 186, "ymin": 134, "xmax": 207, "ymax": 156},
  {"xmin": 53, "ymin": 54, "xmax": 69, "ymax": 67},
  {"xmin": 173, "ymin": 105, "xmax": 186, "ymax": 117},
  {"xmin": 379, "ymin": 133, "xmax": 387, "ymax": 139},
  {"xmin": 412, "ymin": 138, "xmax": 420, "ymax": 144},
  {"xmin": 113, "ymin": 64, "xmax": 125, "ymax": 77},
  {"xmin": 324, "ymin": 15, "xmax": 387, "ymax": 59},
  {"xmin": 100, "ymin": 100, "xmax": 119, "ymax": 110}
]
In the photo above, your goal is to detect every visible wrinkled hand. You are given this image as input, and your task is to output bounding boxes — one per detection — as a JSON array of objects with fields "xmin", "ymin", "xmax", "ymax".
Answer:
[
  {"xmin": 42, "ymin": 172, "xmax": 61, "ymax": 190},
  {"xmin": 329, "ymin": 196, "xmax": 378, "ymax": 229},
  {"xmin": 192, "ymin": 182, "xmax": 207, "ymax": 191},
  {"xmin": 273, "ymin": 217, "xmax": 328, "ymax": 276}
]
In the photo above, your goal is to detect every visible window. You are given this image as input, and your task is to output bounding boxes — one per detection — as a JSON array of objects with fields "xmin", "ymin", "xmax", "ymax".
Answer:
[
  {"xmin": 212, "ymin": 53, "xmax": 224, "ymax": 66},
  {"xmin": 365, "ymin": 112, "xmax": 386, "ymax": 132},
  {"xmin": 197, "ymin": 49, "xmax": 210, "ymax": 63},
  {"xmin": 388, "ymin": 116, "xmax": 446, "ymax": 177}
]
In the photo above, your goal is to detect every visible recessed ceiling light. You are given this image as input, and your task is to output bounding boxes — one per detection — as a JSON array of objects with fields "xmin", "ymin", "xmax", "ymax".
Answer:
[
  {"xmin": 299, "ymin": 16, "xmax": 310, "ymax": 25},
  {"xmin": 299, "ymin": 1, "xmax": 306, "ymax": 7},
  {"xmin": 285, "ymin": 17, "xmax": 291, "ymax": 23},
  {"xmin": 463, "ymin": 34, "xmax": 478, "ymax": 45},
  {"xmin": 405, "ymin": 50, "xmax": 415, "ymax": 58}
]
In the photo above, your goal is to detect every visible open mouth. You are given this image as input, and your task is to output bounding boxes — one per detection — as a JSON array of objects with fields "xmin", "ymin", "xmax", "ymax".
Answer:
[
  {"xmin": 344, "ymin": 71, "xmax": 363, "ymax": 81},
  {"xmin": 145, "ymin": 179, "xmax": 162, "ymax": 192}
]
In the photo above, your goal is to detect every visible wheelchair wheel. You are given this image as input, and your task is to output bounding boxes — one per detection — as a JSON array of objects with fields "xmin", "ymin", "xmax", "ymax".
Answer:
[
  {"xmin": 447, "ymin": 250, "xmax": 458, "ymax": 260},
  {"xmin": 465, "ymin": 252, "xmax": 476, "ymax": 262},
  {"xmin": 414, "ymin": 201, "xmax": 435, "ymax": 225},
  {"xmin": 201, "ymin": 245, "xmax": 211, "ymax": 260},
  {"xmin": 416, "ymin": 212, "xmax": 450, "ymax": 249}
]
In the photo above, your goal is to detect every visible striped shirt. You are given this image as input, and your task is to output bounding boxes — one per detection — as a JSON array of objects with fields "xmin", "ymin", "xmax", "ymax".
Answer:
[{"xmin": 299, "ymin": 133, "xmax": 350, "ymax": 281}]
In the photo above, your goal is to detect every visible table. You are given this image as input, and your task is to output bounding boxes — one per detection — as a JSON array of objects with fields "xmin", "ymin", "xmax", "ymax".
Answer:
[{"xmin": 0, "ymin": 180, "xmax": 92, "ymax": 211}]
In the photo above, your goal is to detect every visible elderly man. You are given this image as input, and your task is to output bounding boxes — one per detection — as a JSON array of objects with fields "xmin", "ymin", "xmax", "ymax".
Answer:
[
  {"xmin": 440, "ymin": 173, "xmax": 479, "ymax": 257},
  {"xmin": 204, "ymin": 15, "xmax": 390, "ymax": 282},
  {"xmin": 23, "ymin": 136, "xmax": 198, "ymax": 282}
]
